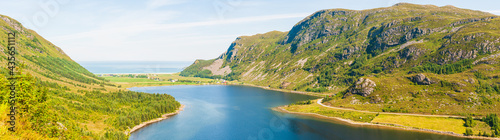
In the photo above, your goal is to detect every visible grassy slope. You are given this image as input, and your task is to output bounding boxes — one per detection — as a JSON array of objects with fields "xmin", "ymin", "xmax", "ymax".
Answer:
[
  {"xmin": 0, "ymin": 15, "xmax": 180, "ymax": 139},
  {"xmin": 184, "ymin": 3, "xmax": 500, "ymax": 115}
]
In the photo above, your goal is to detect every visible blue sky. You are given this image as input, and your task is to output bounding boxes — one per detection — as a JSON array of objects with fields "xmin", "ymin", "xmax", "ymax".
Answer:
[{"xmin": 1, "ymin": 0, "xmax": 499, "ymax": 61}]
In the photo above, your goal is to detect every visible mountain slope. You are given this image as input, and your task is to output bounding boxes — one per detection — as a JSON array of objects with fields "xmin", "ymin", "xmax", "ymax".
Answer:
[
  {"xmin": 0, "ymin": 15, "xmax": 180, "ymax": 139},
  {"xmin": 183, "ymin": 3, "xmax": 500, "ymax": 115}
]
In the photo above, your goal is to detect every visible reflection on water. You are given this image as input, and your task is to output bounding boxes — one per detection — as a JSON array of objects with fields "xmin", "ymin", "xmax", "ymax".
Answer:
[{"xmin": 129, "ymin": 85, "xmax": 470, "ymax": 140}]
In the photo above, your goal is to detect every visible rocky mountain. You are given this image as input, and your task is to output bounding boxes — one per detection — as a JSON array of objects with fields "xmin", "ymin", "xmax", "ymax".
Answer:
[{"xmin": 182, "ymin": 3, "xmax": 500, "ymax": 115}]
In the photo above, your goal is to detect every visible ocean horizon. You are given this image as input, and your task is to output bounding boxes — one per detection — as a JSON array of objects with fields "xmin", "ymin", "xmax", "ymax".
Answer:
[{"xmin": 78, "ymin": 61, "xmax": 194, "ymax": 74}]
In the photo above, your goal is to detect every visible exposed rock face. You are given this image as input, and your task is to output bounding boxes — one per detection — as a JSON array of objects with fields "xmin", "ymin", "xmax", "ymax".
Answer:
[
  {"xmin": 410, "ymin": 74, "xmax": 435, "ymax": 85},
  {"xmin": 349, "ymin": 78, "xmax": 377, "ymax": 97},
  {"xmin": 225, "ymin": 39, "xmax": 242, "ymax": 63},
  {"xmin": 284, "ymin": 10, "xmax": 357, "ymax": 53},
  {"xmin": 399, "ymin": 44, "xmax": 426, "ymax": 60},
  {"xmin": 202, "ymin": 59, "xmax": 232, "ymax": 76}
]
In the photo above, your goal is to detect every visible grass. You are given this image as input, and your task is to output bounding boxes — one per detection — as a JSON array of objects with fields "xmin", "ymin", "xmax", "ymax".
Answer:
[
  {"xmin": 282, "ymin": 99, "xmax": 494, "ymax": 137},
  {"xmin": 105, "ymin": 77, "xmax": 158, "ymax": 82},
  {"xmin": 102, "ymin": 73, "xmax": 226, "ymax": 88},
  {"xmin": 372, "ymin": 114, "xmax": 467, "ymax": 134},
  {"xmin": 283, "ymin": 100, "xmax": 376, "ymax": 123}
]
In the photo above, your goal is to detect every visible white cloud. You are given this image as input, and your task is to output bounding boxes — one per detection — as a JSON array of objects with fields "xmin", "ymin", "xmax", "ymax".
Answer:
[
  {"xmin": 48, "ymin": 10, "xmax": 309, "ymax": 61},
  {"xmin": 52, "ymin": 13, "xmax": 309, "ymax": 42}
]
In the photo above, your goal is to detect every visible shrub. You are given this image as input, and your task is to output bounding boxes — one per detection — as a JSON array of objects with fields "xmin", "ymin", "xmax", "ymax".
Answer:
[
  {"xmin": 306, "ymin": 87, "xmax": 328, "ymax": 93},
  {"xmin": 464, "ymin": 116, "xmax": 476, "ymax": 127},
  {"xmin": 482, "ymin": 114, "xmax": 500, "ymax": 136},
  {"xmin": 293, "ymin": 100, "xmax": 313, "ymax": 105},
  {"xmin": 465, "ymin": 128, "xmax": 473, "ymax": 136},
  {"xmin": 412, "ymin": 59, "xmax": 473, "ymax": 74},
  {"xmin": 322, "ymin": 95, "xmax": 335, "ymax": 103}
]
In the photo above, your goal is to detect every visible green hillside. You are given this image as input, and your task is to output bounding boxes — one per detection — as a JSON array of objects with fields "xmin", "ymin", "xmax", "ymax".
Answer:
[
  {"xmin": 183, "ymin": 3, "xmax": 500, "ymax": 116},
  {"xmin": 0, "ymin": 15, "xmax": 180, "ymax": 139}
]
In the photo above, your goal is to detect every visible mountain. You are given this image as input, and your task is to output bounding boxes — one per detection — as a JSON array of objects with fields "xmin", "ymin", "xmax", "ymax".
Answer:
[
  {"xmin": 182, "ymin": 3, "xmax": 500, "ymax": 115},
  {"xmin": 0, "ymin": 15, "xmax": 180, "ymax": 139}
]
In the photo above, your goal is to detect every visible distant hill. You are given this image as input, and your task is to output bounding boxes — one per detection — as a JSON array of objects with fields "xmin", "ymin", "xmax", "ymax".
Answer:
[
  {"xmin": 182, "ymin": 3, "xmax": 500, "ymax": 115},
  {"xmin": 0, "ymin": 15, "xmax": 180, "ymax": 139}
]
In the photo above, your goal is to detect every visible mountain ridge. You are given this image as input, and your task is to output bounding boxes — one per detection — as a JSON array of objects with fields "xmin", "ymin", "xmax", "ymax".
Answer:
[{"xmin": 182, "ymin": 3, "xmax": 500, "ymax": 116}]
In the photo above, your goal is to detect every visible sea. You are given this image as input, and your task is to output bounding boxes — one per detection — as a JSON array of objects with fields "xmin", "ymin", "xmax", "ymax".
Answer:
[{"xmin": 78, "ymin": 61, "xmax": 193, "ymax": 74}]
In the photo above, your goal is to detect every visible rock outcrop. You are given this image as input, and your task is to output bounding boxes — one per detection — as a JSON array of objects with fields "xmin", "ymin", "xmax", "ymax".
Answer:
[
  {"xmin": 202, "ymin": 59, "xmax": 232, "ymax": 76},
  {"xmin": 348, "ymin": 78, "xmax": 377, "ymax": 97},
  {"xmin": 410, "ymin": 74, "xmax": 436, "ymax": 85}
]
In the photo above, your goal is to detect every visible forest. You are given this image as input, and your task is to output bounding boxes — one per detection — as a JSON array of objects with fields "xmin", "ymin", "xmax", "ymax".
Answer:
[{"xmin": 0, "ymin": 68, "xmax": 180, "ymax": 139}]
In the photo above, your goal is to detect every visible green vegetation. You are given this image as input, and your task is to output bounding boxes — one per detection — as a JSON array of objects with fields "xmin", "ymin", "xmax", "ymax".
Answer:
[
  {"xmin": 284, "ymin": 100, "xmax": 493, "ymax": 136},
  {"xmin": 464, "ymin": 116, "xmax": 476, "ymax": 127},
  {"xmin": 412, "ymin": 59, "xmax": 474, "ymax": 75},
  {"xmin": 180, "ymin": 59, "xmax": 242, "ymax": 81},
  {"xmin": 372, "ymin": 114, "xmax": 470, "ymax": 135},
  {"xmin": 292, "ymin": 100, "xmax": 313, "ymax": 105},
  {"xmin": 24, "ymin": 55, "xmax": 107, "ymax": 84},
  {"xmin": 0, "ymin": 70, "xmax": 180, "ymax": 139},
  {"xmin": 283, "ymin": 101, "xmax": 376, "ymax": 123},
  {"xmin": 83, "ymin": 90, "xmax": 180, "ymax": 131},
  {"xmin": 101, "ymin": 73, "xmax": 224, "ymax": 88},
  {"xmin": 179, "ymin": 59, "xmax": 215, "ymax": 77},
  {"xmin": 322, "ymin": 95, "xmax": 335, "ymax": 103},
  {"xmin": 465, "ymin": 128, "xmax": 474, "ymax": 136},
  {"xmin": 0, "ymin": 14, "xmax": 181, "ymax": 139},
  {"xmin": 306, "ymin": 87, "xmax": 328, "ymax": 93},
  {"xmin": 483, "ymin": 114, "xmax": 500, "ymax": 136}
]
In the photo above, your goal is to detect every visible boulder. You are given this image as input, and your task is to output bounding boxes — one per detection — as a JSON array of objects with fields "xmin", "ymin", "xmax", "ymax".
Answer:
[
  {"xmin": 410, "ymin": 74, "xmax": 435, "ymax": 85},
  {"xmin": 349, "ymin": 78, "xmax": 377, "ymax": 97}
]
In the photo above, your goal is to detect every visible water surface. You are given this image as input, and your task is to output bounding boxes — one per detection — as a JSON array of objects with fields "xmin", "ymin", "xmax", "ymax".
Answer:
[
  {"xmin": 129, "ymin": 85, "xmax": 471, "ymax": 140},
  {"xmin": 78, "ymin": 61, "xmax": 192, "ymax": 74}
]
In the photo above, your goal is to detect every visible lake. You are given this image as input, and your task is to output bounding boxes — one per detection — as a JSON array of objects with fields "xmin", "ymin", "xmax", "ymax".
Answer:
[
  {"xmin": 78, "ymin": 61, "xmax": 193, "ymax": 74},
  {"xmin": 128, "ymin": 85, "xmax": 471, "ymax": 140}
]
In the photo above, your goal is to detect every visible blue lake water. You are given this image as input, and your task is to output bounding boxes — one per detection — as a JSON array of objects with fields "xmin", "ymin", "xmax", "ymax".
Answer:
[
  {"xmin": 128, "ymin": 85, "xmax": 470, "ymax": 140},
  {"xmin": 78, "ymin": 61, "xmax": 193, "ymax": 74}
]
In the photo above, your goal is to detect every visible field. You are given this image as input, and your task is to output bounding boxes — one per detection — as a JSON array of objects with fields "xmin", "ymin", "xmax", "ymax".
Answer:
[
  {"xmin": 101, "ymin": 73, "xmax": 229, "ymax": 88},
  {"xmin": 282, "ymin": 99, "xmax": 493, "ymax": 136}
]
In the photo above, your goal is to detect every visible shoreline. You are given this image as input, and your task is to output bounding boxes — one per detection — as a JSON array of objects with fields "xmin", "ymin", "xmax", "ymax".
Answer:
[
  {"xmin": 273, "ymin": 106, "xmax": 495, "ymax": 140},
  {"xmin": 126, "ymin": 104, "xmax": 185, "ymax": 135},
  {"xmin": 234, "ymin": 83, "xmax": 324, "ymax": 97},
  {"xmin": 98, "ymin": 72, "xmax": 177, "ymax": 75},
  {"xmin": 120, "ymin": 78, "xmax": 493, "ymax": 139}
]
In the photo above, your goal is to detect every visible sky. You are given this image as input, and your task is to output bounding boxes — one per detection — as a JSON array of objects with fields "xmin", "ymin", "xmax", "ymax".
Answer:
[{"xmin": 0, "ymin": 0, "xmax": 499, "ymax": 62}]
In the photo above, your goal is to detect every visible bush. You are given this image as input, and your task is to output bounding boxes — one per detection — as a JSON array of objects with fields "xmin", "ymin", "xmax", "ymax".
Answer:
[
  {"xmin": 482, "ymin": 114, "xmax": 500, "ymax": 136},
  {"xmin": 293, "ymin": 100, "xmax": 312, "ymax": 105},
  {"xmin": 306, "ymin": 87, "xmax": 328, "ymax": 93},
  {"xmin": 322, "ymin": 95, "xmax": 335, "ymax": 103},
  {"xmin": 382, "ymin": 106, "xmax": 409, "ymax": 113},
  {"xmin": 476, "ymin": 81, "xmax": 500, "ymax": 94},
  {"xmin": 412, "ymin": 59, "xmax": 473, "ymax": 74},
  {"xmin": 372, "ymin": 67, "xmax": 383, "ymax": 74},
  {"xmin": 465, "ymin": 128, "xmax": 474, "ymax": 136},
  {"xmin": 464, "ymin": 116, "xmax": 476, "ymax": 127},
  {"xmin": 474, "ymin": 72, "xmax": 489, "ymax": 80}
]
